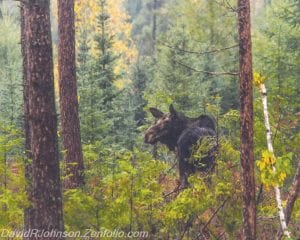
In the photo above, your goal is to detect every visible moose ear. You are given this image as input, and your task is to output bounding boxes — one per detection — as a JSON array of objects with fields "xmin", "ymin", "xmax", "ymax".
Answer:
[
  {"xmin": 169, "ymin": 104, "xmax": 177, "ymax": 116},
  {"xmin": 149, "ymin": 108, "xmax": 164, "ymax": 118}
]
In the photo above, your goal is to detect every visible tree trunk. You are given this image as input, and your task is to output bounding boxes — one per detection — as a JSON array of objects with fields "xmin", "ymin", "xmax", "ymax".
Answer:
[
  {"xmin": 237, "ymin": 0, "xmax": 256, "ymax": 239},
  {"xmin": 277, "ymin": 162, "xmax": 300, "ymax": 239},
  {"xmin": 58, "ymin": 0, "xmax": 84, "ymax": 189},
  {"xmin": 260, "ymin": 83, "xmax": 291, "ymax": 238},
  {"xmin": 20, "ymin": 2, "xmax": 34, "ymax": 234},
  {"xmin": 22, "ymin": 0, "xmax": 64, "ymax": 237}
]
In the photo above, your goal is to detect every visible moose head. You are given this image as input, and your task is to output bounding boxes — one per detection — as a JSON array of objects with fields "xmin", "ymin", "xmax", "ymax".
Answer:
[
  {"xmin": 145, "ymin": 104, "xmax": 216, "ymax": 151},
  {"xmin": 144, "ymin": 104, "xmax": 188, "ymax": 151}
]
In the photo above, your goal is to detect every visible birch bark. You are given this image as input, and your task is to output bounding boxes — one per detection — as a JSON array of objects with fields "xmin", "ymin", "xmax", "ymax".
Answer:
[{"xmin": 260, "ymin": 83, "xmax": 290, "ymax": 239}]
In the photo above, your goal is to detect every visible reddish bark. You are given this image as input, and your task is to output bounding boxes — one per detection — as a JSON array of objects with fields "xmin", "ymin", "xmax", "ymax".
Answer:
[
  {"xmin": 22, "ymin": 0, "xmax": 64, "ymax": 237},
  {"xmin": 20, "ymin": 2, "xmax": 34, "ymax": 233},
  {"xmin": 58, "ymin": 0, "xmax": 84, "ymax": 189},
  {"xmin": 237, "ymin": 0, "xmax": 256, "ymax": 239}
]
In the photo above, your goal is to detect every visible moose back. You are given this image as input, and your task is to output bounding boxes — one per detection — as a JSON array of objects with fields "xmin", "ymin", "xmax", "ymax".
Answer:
[{"xmin": 144, "ymin": 104, "xmax": 217, "ymax": 187}]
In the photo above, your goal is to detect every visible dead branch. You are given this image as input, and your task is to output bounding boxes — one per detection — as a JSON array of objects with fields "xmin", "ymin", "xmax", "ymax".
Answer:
[
  {"xmin": 160, "ymin": 42, "xmax": 238, "ymax": 56},
  {"xmin": 256, "ymin": 183, "xmax": 264, "ymax": 205},
  {"xmin": 163, "ymin": 186, "xmax": 185, "ymax": 199},
  {"xmin": 174, "ymin": 60, "xmax": 239, "ymax": 76},
  {"xmin": 202, "ymin": 196, "xmax": 229, "ymax": 231},
  {"xmin": 214, "ymin": 0, "xmax": 238, "ymax": 12}
]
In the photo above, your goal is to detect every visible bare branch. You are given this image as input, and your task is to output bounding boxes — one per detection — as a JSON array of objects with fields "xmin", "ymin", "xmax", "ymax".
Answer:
[
  {"xmin": 256, "ymin": 183, "xmax": 263, "ymax": 205},
  {"xmin": 160, "ymin": 41, "xmax": 238, "ymax": 56},
  {"xmin": 174, "ymin": 60, "xmax": 239, "ymax": 76},
  {"xmin": 163, "ymin": 186, "xmax": 185, "ymax": 199},
  {"xmin": 214, "ymin": 0, "xmax": 238, "ymax": 12},
  {"xmin": 217, "ymin": 231, "xmax": 226, "ymax": 239},
  {"xmin": 14, "ymin": 0, "xmax": 28, "ymax": 4},
  {"xmin": 202, "ymin": 196, "xmax": 229, "ymax": 231}
]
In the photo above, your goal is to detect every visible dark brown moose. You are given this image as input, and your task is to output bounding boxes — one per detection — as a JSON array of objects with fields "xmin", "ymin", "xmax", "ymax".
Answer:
[{"xmin": 145, "ymin": 104, "xmax": 217, "ymax": 187}]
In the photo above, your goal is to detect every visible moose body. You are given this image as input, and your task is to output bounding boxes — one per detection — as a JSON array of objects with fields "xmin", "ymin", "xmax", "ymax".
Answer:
[{"xmin": 144, "ymin": 104, "xmax": 217, "ymax": 187}]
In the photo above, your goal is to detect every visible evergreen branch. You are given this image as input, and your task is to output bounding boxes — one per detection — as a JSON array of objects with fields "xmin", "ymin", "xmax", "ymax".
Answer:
[
  {"xmin": 102, "ymin": 89, "xmax": 125, "ymax": 105},
  {"xmin": 174, "ymin": 60, "xmax": 239, "ymax": 76}
]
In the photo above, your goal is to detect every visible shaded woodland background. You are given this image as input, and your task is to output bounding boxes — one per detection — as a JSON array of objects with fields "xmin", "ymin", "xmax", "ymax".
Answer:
[{"xmin": 0, "ymin": 0, "xmax": 299, "ymax": 239}]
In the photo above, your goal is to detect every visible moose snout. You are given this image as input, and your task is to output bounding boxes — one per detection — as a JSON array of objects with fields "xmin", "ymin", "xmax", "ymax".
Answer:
[{"xmin": 144, "ymin": 129, "xmax": 155, "ymax": 144}]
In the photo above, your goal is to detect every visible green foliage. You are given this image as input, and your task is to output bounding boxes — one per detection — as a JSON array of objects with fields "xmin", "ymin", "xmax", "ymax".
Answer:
[
  {"xmin": 143, "ymin": 0, "xmax": 239, "ymax": 114},
  {"xmin": 159, "ymin": 159, "xmax": 242, "ymax": 238},
  {"xmin": 126, "ymin": 0, "xmax": 169, "ymax": 56},
  {"xmin": 0, "ymin": 3, "xmax": 22, "ymax": 127},
  {"xmin": 64, "ymin": 145, "xmax": 168, "ymax": 234},
  {"xmin": 64, "ymin": 189, "xmax": 98, "ymax": 231},
  {"xmin": 130, "ymin": 61, "xmax": 147, "ymax": 125},
  {"xmin": 0, "ymin": 0, "xmax": 299, "ymax": 238},
  {"xmin": 62, "ymin": 133, "xmax": 245, "ymax": 239},
  {"xmin": 76, "ymin": 0, "xmax": 138, "ymax": 149},
  {"xmin": 0, "ymin": 123, "xmax": 27, "ymax": 230},
  {"xmin": 253, "ymin": 0, "xmax": 300, "ymax": 120},
  {"xmin": 256, "ymin": 150, "xmax": 293, "ymax": 187},
  {"xmin": 191, "ymin": 136, "xmax": 216, "ymax": 168},
  {"xmin": 77, "ymin": 0, "xmax": 117, "ymax": 143}
]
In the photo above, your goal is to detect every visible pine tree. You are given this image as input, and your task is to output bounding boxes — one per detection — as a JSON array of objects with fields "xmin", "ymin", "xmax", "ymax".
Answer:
[
  {"xmin": 131, "ymin": 60, "xmax": 147, "ymax": 126},
  {"xmin": 78, "ymin": 0, "xmax": 120, "ymax": 143},
  {"xmin": 76, "ymin": 28, "xmax": 97, "ymax": 143},
  {"xmin": 94, "ymin": 0, "xmax": 117, "ymax": 112},
  {"xmin": 0, "ymin": 3, "xmax": 22, "ymax": 126},
  {"xmin": 22, "ymin": 0, "xmax": 64, "ymax": 235},
  {"xmin": 238, "ymin": 0, "xmax": 256, "ymax": 239},
  {"xmin": 58, "ymin": 0, "xmax": 84, "ymax": 189}
]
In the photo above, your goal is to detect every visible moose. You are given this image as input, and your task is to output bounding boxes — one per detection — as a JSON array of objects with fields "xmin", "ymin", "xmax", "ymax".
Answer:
[{"xmin": 144, "ymin": 104, "xmax": 217, "ymax": 187}]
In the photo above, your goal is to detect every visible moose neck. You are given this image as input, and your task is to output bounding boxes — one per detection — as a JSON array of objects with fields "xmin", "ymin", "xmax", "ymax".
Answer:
[{"xmin": 161, "ymin": 116, "xmax": 191, "ymax": 151}]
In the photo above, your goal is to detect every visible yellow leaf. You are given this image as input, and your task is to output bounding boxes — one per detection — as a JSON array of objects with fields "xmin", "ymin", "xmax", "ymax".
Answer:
[
  {"xmin": 74, "ymin": 0, "xmax": 137, "ymax": 81},
  {"xmin": 279, "ymin": 173, "xmax": 286, "ymax": 182},
  {"xmin": 253, "ymin": 72, "xmax": 266, "ymax": 88},
  {"xmin": 261, "ymin": 150, "xmax": 275, "ymax": 166}
]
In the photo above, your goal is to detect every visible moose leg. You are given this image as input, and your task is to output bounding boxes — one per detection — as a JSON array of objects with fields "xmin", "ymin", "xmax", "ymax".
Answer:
[
  {"xmin": 178, "ymin": 158, "xmax": 189, "ymax": 188},
  {"xmin": 178, "ymin": 158, "xmax": 196, "ymax": 188},
  {"xmin": 177, "ymin": 143, "xmax": 196, "ymax": 188},
  {"xmin": 176, "ymin": 146, "xmax": 188, "ymax": 188}
]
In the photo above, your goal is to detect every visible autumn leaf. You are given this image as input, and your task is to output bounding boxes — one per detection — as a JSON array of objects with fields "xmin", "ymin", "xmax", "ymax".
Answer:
[{"xmin": 253, "ymin": 72, "xmax": 266, "ymax": 88}]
